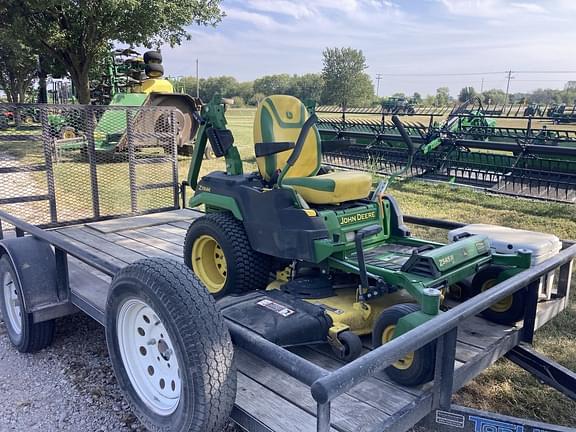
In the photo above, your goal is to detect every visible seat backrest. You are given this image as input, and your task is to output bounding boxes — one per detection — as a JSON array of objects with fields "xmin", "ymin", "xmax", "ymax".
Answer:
[{"xmin": 254, "ymin": 95, "xmax": 321, "ymax": 182}]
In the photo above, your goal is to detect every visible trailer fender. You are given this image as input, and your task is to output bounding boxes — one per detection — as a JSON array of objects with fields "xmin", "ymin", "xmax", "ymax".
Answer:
[{"xmin": 0, "ymin": 237, "xmax": 75, "ymax": 323}]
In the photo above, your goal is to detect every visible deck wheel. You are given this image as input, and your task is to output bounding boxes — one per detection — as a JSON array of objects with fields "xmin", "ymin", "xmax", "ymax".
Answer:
[{"xmin": 332, "ymin": 330, "xmax": 362, "ymax": 362}]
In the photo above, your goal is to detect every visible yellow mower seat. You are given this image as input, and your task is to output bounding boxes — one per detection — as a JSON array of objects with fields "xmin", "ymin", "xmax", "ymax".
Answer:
[
  {"xmin": 254, "ymin": 95, "xmax": 372, "ymax": 204},
  {"xmin": 283, "ymin": 171, "xmax": 372, "ymax": 205}
]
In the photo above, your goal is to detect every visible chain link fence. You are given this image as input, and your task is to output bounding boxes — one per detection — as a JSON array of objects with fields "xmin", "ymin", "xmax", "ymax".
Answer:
[{"xmin": 0, "ymin": 103, "xmax": 182, "ymax": 228}]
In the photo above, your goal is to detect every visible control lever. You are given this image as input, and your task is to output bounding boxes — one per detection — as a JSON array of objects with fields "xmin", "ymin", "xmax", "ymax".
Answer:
[{"xmin": 355, "ymin": 224, "xmax": 382, "ymax": 296}]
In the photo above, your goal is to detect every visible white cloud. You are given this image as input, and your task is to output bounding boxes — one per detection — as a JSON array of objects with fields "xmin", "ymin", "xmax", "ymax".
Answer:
[
  {"xmin": 439, "ymin": 0, "xmax": 547, "ymax": 17},
  {"xmin": 511, "ymin": 2, "xmax": 547, "ymax": 13},
  {"xmin": 156, "ymin": 0, "xmax": 576, "ymax": 96},
  {"xmin": 223, "ymin": 7, "xmax": 281, "ymax": 29}
]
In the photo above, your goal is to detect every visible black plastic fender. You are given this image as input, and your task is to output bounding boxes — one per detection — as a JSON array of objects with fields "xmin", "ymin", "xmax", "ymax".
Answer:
[{"xmin": 0, "ymin": 236, "xmax": 74, "ymax": 322}]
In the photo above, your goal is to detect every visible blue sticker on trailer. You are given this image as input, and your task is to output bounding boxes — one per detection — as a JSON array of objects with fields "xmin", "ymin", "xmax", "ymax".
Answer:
[
  {"xmin": 431, "ymin": 411, "xmax": 559, "ymax": 432},
  {"xmin": 469, "ymin": 415, "xmax": 524, "ymax": 432}
]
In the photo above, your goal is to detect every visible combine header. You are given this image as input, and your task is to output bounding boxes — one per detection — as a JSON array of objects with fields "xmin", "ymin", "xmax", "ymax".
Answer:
[{"xmin": 315, "ymin": 99, "xmax": 576, "ymax": 203}]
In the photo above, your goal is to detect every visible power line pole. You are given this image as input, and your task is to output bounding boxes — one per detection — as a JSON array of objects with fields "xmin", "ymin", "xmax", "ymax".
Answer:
[
  {"xmin": 196, "ymin": 58, "xmax": 200, "ymax": 98},
  {"xmin": 504, "ymin": 69, "xmax": 513, "ymax": 105},
  {"xmin": 375, "ymin": 73, "xmax": 383, "ymax": 97},
  {"xmin": 480, "ymin": 77, "xmax": 484, "ymax": 93}
]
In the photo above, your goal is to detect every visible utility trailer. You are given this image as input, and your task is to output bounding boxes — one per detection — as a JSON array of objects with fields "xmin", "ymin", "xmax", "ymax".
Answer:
[{"xmin": 0, "ymin": 207, "xmax": 575, "ymax": 432}]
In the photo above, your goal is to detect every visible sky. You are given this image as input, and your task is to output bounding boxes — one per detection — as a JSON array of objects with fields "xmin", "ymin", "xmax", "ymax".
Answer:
[{"xmin": 155, "ymin": 0, "xmax": 576, "ymax": 97}]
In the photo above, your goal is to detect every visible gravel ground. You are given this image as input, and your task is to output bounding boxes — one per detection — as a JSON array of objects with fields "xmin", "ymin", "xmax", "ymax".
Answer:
[{"xmin": 0, "ymin": 312, "xmax": 238, "ymax": 432}]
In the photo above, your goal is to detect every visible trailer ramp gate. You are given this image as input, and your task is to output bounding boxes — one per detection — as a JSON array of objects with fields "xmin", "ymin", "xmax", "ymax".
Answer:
[{"xmin": 0, "ymin": 103, "xmax": 181, "ymax": 229}]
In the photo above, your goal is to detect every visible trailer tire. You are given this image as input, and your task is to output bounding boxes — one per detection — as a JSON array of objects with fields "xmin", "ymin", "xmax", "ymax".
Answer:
[
  {"xmin": 0, "ymin": 255, "xmax": 55, "ymax": 353},
  {"xmin": 105, "ymin": 258, "xmax": 236, "ymax": 432},
  {"xmin": 372, "ymin": 303, "xmax": 435, "ymax": 386},
  {"xmin": 184, "ymin": 213, "xmax": 271, "ymax": 298}
]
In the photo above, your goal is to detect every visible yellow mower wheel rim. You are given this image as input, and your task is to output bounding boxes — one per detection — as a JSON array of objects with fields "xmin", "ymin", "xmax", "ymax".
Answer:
[
  {"xmin": 382, "ymin": 325, "xmax": 414, "ymax": 370},
  {"xmin": 191, "ymin": 235, "xmax": 227, "ymax": 294},
  {"xmin": 62, "ymin": 129, "xmax": 76, "ymax": 139},
  {"xmin": 481, "ymin": 279, "xmax": 513, "ymax": 313}
]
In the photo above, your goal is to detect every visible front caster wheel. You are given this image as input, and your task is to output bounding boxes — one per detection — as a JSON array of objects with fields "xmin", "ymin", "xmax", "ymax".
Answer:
[
  {"xmin": 331, "ymin": 330, "xmax": 362, "ymax": 362},
  {"xmin": 105, "ymin": 258, "xmax": 236, "ymax": 432},
  {"xmin": 471, "ymin": 267, "xmax": 526, "ymax": 325},
  {"xmin": 372, "ymin": 303, "xmax": 436, "ymax": 386}
]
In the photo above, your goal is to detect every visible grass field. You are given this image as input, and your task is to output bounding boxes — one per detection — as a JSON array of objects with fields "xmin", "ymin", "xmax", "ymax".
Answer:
[{"xmin": 1, "ymin": 108, "xmax": 575, "ymax": 427}]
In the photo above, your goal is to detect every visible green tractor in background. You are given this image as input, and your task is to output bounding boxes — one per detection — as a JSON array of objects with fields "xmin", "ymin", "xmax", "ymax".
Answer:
[
  {"xmin": 54, "ymin": 49, "xmax": 203, "ymax": 156},
  {"xmin": 381, "ymin": 96, "xmax": 416, "ymax": 115},
  {"xmin": 180, "ymin": 94, "xmax": 534, "ymax": 387}
]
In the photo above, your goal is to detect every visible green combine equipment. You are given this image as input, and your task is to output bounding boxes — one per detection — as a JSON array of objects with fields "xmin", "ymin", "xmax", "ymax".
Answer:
[
  {"xmin": 55, "ymin": 49, "xmax": 201, "ymax": 155},
  {"xmin": 317, "ymin": 98, "xmax": 576, "ymax": 202},
  {"xmin": 180, "ymin": 94, "xmax": 538, "ymax": 386}
]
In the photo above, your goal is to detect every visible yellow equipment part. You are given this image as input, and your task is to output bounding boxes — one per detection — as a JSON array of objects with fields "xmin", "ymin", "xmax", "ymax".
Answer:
[
  {"xmin": 481, "ymin": 278, "xmax": 513, "ymax": 312},
  {"xmin": 382, "ymin": 325, "xmax": 414, "ymax": 369},
  {"xmin": 283, "ymin": 171, "xmax": 372, "ymax": 205},
  {"xmin": 254, "ymin": 95, "xmax": 321, "ymax": 182},
  {"xmin": 306, "ymin": 288, "xmax": 416, "ymax": 336},
  {"xmin": 135, "ymin": 78, "xmax": 174, "ymax": 94},
  {"xmin": 191, "ymin": 234, "xmax": 228, "ymax": 294}
]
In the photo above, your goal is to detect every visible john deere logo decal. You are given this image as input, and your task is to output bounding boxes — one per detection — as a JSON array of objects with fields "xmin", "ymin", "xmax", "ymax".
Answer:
[{"xmin": 339, "ymin": 211, "xmax": 376, "ymax": 225}]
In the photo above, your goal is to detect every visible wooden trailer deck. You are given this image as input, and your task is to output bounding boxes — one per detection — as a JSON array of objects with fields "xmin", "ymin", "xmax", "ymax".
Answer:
[{"xmin": 49, "ymin": 209, "xmax": 571, "ymax": 432}]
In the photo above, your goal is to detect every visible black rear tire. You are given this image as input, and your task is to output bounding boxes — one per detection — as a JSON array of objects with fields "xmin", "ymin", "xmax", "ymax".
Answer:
[
  {"xmin": 184, "ymin": 213, "xmax": 271, "ymax": 298},
  {"xmin": 0, "ymin": 255, "xmax": 55, "ymax": 353},
  {"xmin": 372, "ymin": 303, "xmax": 436, "ymax": 386},
  {"xmin": 105, "ymin": 258, "xmax": 236, "ymax": 432}
]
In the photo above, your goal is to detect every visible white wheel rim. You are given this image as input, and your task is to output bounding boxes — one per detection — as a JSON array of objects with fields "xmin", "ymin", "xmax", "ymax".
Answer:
[
  {"xmin": 117, "ymin": 299, "xmax": 181, "ymax": 415},
  {"xmin": 3, "ymin": 272, "xmax": 22, "ymax": 335}
]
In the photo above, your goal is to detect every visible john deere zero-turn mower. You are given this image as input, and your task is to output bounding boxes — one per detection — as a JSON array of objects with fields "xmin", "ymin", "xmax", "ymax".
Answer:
[{"xmin": 182, "ymin": 95, "xmax": 532, "ymax": 386}]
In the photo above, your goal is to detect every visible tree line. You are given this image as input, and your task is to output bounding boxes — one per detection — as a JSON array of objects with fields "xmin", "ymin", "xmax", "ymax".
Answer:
[{"xmin": 0, "ymin": 1, "xmax": 573, "ymax": 108}]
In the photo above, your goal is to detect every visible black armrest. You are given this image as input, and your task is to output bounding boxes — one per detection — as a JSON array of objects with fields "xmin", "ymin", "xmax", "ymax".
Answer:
[{"xmin": 255, "ymin": 141, "xmax": 295, "ymax": 157}]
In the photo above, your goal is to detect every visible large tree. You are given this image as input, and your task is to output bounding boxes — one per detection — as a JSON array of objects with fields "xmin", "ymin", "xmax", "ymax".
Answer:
[
  {"xmin": 0, "ymin": 32, "xmax": 37, "ymax": 103},
  {"xmin": 481, "ymin": 89, "xmax": 506, "ymax": 105},
  {"xmin": 434, "ymin": 87, "xmax": 451, "ymax": 107},
  {"xmin": 253, "ymin": 74, "xmax": 292, "ymax": 96},
  {"xmin": 288, "ymin": 73, "xmax": 324, "ymax": 102},
  {"xmin": 0, "ymin": 0, "xmax": 223, "ymax": 104},
  {"xmin": 321, "ymin": 47, "xmax": 373, "ymax": 108},
  {"xmin": 458, "ymin": 86, "xmax": 476, "ymax": 103}
]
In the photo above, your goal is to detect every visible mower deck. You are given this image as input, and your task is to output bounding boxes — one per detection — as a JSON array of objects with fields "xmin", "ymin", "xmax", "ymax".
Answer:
[{"xmin": 45, "ymin": 209, "xmax": 571, "ymax": 432}]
